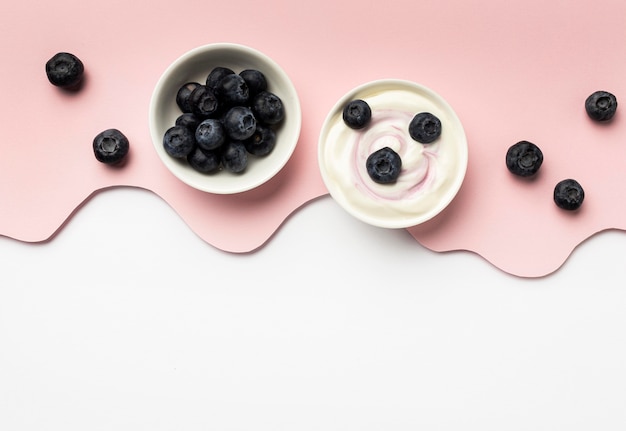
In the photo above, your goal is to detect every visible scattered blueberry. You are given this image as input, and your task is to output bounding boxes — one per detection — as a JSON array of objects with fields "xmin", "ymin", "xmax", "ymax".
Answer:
[
  {"xmin": 45, "ymin": 52, "xmax": 84, "ymax": 90},
  {"xmin": 189, "ymin": 85, "xmax": 220, "ymax": 118},
  {"xmin": 244, "ymin": 124, "xmax": 276, "ymax": 156},
  {"xmin": 215, "ymin": 73, "xmax": 249, "ymax": 107},
  {"xmin": 175, "ymin": 112, "xmax": 201, "ymax": 131},
  {"xmin": 554, "ymin": 179, "xmax": 585, "ymax": 210},
  {"xmin": 585, "ymin": 90, "xmax": 618, "ymax": 122},
  {"xmin": 409, "ymin": 112, "xmax": 442, "ymax": 143},
  {"xmin": 93, "ymin": 128, "xmax": 129, "ymax": 165},
  {"xmin": 195, "ymin": 118, "xmax": 226, "ymax": 152},
  {"xmin": 239, "ymin": 69, "xmax": 267, "ymax": 96},
  {"xmin": 163, "ymin": 125, "xmax": 195, "ymax": 158},
  {"xmin": 223, "ymin": 106, "xmax": 257, "ymax": 141},
  {"xmin": 221, "ymin": 141, "xmax": 248, "ymax": 173},
  {"xmin": 187, "ymin": 147, "xmax": 221, "ymax": 174},
  {"xmin": 366, "ymin": 147, "xmax": 402, "ymax": 184},
  {"xmin": 342, "ymin": 99, "xmax": 371, "ymax": 129},
  {"xmin": 176, "ymin": 82, "xmax": 201, "ymax": 113},
  {"xmin": 206, "ymin": 66, "xmax": 235, "ymax": 91},
  {"xmin": 252, "ymin": 91, "xmax": 285, "ymax": 125},
  {"xmin": 505, "ymin": 140, "xmax": 543, "ymax": 177}
]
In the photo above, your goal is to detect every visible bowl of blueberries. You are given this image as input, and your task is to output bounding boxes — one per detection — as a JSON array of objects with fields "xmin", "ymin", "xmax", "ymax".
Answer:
[{"xmin": 149, "ymin": 43, "xmax": 301, "ymax": 194}]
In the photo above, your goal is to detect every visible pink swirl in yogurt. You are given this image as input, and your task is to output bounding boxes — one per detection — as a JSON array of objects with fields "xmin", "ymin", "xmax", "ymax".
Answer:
[{"xmin": 351, "ymin": 109, "xmax": 441, "ymax": 201}]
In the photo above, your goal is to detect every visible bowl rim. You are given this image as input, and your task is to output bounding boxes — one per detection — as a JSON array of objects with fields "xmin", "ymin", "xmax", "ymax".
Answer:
[
  {"xmin": 318, "ymin": 78, "xmax": 468, "ymax": 229},
  {"xmin": 149, "ymin": 42, "xmax": 302, "ymax": 194}
]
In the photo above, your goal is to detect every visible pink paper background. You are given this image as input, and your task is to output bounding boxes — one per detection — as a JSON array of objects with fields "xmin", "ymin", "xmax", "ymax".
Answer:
[{"xmin": 2, "ymin": 0, "xmax": 626, "ymax": 277}]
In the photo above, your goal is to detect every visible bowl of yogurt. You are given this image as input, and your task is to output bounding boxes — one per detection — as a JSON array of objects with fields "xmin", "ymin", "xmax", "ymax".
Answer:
[{"xmin": 318, "ymin": 79, "xmax": 468, "ymax": 229}]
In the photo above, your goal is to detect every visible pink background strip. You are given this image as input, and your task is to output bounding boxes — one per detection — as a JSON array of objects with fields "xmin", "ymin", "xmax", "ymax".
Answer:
[{"xmin": 2, "ymin": 0, "xmax": 626, "ymax": 277}]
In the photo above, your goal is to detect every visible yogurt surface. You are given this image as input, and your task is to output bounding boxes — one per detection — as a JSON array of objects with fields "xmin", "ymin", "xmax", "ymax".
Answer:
[{"xmin": 319, "ymin": 80, "xmax": 468, "ymax": 228}]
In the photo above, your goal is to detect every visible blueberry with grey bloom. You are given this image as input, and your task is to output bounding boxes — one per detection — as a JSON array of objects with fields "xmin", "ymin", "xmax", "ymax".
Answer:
[
  {"xmin": 215, "ymin": 73, "xmax": 249, "ymax": 107},
  {"xmin": 187, "ymin": 147, "xmax": 221, "ymax": 174},
  {"xmin": 585, "ymin": 90, "xmax": 617, "ymax": 122},
  {"xmin": 175, "ymin": 113, "xmax": 201, "ymax": 131},
  {"xmin": 176, "ymin": 82, "xmax": 201, "ymax": 113},
  {"xmin": 505, "ymin": 140, "xmax": 543, "ymax": 177},
  {"xmin": 223, "ymin": 106, "xmax": 257, "ymax": 141},
  {"xmin": 252, "ymin": 91, "xmax": 285, "ymax": 125},
  {"xmin": 93, "ymin": 128, "xmax": 129, "ymax": 165},
  {"xmin": 409, "ymin": 112, "xmax": 442, "ymax": 143},
  {"xmin": 189, "ymin": 85, "xmax": 220, "ymax": 118},
  {"xmin": 342, "ymin": 99, "xmax": 371, "ymax": 129},
  {"xmin": 205, "ymin": 66, "xmax": 235, "ymax": 91},
  {"xmin": 221, "ymin": 141, "xmax": 248, "ymax": 173},
  {"xmin": 244, "ymin": 124, "xmax": 276, "ymax": 156},
  {"xmin": 554, "ymin": 179, "xmax": 584, "ymax": 210},
  {"xmin": 239, "ymin": 69, "xmax": 267, "ymax": 96},
  {"xmin": 366, "ymin": 147, "xmax": 402, "ymax": 184},
  {"xmin": 45, "ymin": 52, "xmax": 84, "ymax": 89},
  {"xmin": 163, "ymin": 125, "xmax": 195, "ymax": 158},
  {"xmin": 195, "ymin": 118, "xmax": 226, "ymax": 151}
]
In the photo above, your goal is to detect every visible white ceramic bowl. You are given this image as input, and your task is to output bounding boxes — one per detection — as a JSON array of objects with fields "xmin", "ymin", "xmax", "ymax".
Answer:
[
  {"xmin": 149, "ymin": 43, "xmax": 301, "ymax": 194},
  {"xmin": 318, "ymin": 79, "xmax": 468, "ymax": 229}
]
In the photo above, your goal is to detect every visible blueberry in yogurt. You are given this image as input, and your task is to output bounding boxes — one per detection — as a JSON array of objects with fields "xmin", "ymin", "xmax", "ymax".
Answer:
[
  {"xmin": 554, "ymin": 179, "xmax": 584, "ymax": 211},
  {"xmin": 45, "ymin": 52, "xmax": 84, "ymax": 90},
  {"xmin": 342, "ymin": 99, "xmax": 371, "ymax": 129},
  {"xmin": 366, "ymin": 147, "xmax": 402, "ymax": 184},
  {"xmin": 585, "ymin": 90, "xmax": 617, "ymax": 122},
  {"xmin": 409, "ymin": 112, "xmax": 442, "ymax": 143},
  {"xmin": 505, "ymin": 140, "xmax": 543, "ymax": 177}
]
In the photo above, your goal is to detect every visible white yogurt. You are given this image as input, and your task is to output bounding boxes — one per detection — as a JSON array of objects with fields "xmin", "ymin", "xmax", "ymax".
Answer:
[{"xmin": 319, "ymin": 80, "xmax": 467, "ymax": 228}]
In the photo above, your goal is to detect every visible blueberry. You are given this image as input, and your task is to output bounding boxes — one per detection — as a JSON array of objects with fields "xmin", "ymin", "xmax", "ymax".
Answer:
[
  {"xmin": 342, "ymin": 99, "xmax": 371, "ymax": 129},
  {"xmin": 239, "ymin": 69, "xmax": 267, "ymax": 96},
  {"xmin": 195, "ymin": 118, "xmax": 225, "ymax": 152},
  {"xmin": 409, "ymin": 112, "xmax": 442, "ymax": 143},
  {"xmin": 189, "ymin": 85, "xmax": 220, "ymax": 118},
  {"xmin": 206, "ymin": 66, "xmax": 235, "ymax": 91},
  {"xmin": 252, "ymin": 91, "xmax": 285, "ymax": 125},
  {"xmin": 585, "ymin": 90, "xmax": 617, "ymax": 122},
  {"xmin": 163, "ymin": 125, "xmax": 195, "ymax": 158},
  {"xmin": 175, "ymin": 112, "xmax": 201, "ymax": 131},
  {"xmin": 554, "ymin": 179, "xmax": 584, "ymax": 210},
  {"xmin": 176, "ymin": 82, "xmax": 201, "ymax": 113},
  {"xmin": 505, "ymin": 141, "xmax": 543, "ymax": 177},
  {"xmin": 187, "ymin": 147, "xmax": 221, "ymax": 174},
  {"xmin": 221, "ymin": 141, "xmax": 248, "ymax": 173},
  {"xmin": 45, "ymin": 52, "xmax": 84, "ymax": 90},
  {"xmin": 222, "ymin": 106, "xmax": 257, "ymax": 140},
  {"xmin": 93, "ymin": 128, "xmax": 129, "ymax": 165},
  {"xmin": 244, "ymin": 124, "xmax": 276, "ymax": 156},
  {"xmin": 366, "ymin": 147, "xmax": 402, "ymax": 184},
  {"xmin": 215, "ymin": 73, "xmax": 250, "ymax": 107}
]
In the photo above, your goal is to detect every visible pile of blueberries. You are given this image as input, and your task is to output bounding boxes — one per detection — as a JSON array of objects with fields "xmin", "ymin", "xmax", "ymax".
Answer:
[
  {"xmin": 163, "ymin": 66, "xmax": 285, "ymax": 174},
  {"xmin": 505, "ymin": 90, "xmax": 618, "ymax": 211},
  {"xmin": 342, "ymin": 99, "xmax": 442, "ymax": 184}
]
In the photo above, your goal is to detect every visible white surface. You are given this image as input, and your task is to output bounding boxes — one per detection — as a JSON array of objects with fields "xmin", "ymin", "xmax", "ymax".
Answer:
[{"xmin": 1, "ymin": 187, "xmax": 626, "ymax": 430}]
